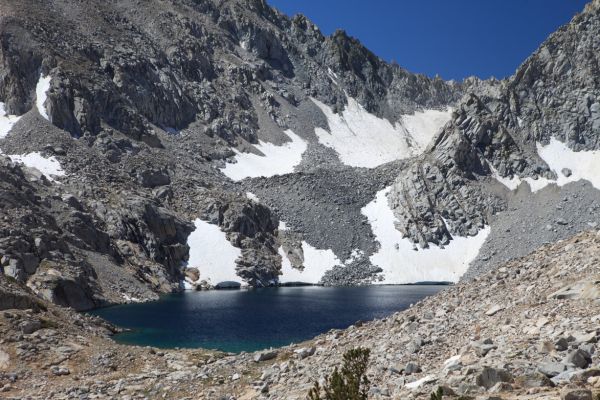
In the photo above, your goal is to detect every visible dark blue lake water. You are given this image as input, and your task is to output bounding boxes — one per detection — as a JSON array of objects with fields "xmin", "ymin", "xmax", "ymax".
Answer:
[{"xmin": 90, "ymin": 285, "xmax": 443, "ymax": 353}]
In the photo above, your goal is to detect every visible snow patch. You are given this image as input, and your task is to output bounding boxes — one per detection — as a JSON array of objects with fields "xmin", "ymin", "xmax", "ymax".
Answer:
[
  {"xmin": 312, "ymin": 97, "xmax": 451, "ymax": 168},
  {"xmin": 537, "ymin": 137, "xmax": 600, "ymax": 190},
  {"xmin": 405, "ymin": 375, "xmax": 436, "ymax": 389},
  {"xmin": 443, "ymin": 354, "xmax": 461, "ymax": 367},
  {"xmin": 6, "ymin": 152, "xmax": 65, "ymax": 181},
  {"xmin": 36, "ymin": 75, "xmax": 51, "ymax": 120},
  {"xmin": 182, "ymin": 279, "xmax": 194, "ymax": 290},
  {"xmin": 246, "ymin": 192, "xmax": 260, "ymax": 202},
  {"xmin": 401, "ymin": 108, "xmax": 453, "ymax": 151},
  {"xmin": 489, "ymin": 138, "xmax": 600, "ymax": 192},
  {"xmin": 278, "ymin": 220, "xmax": 289, "ymax": 231},
  {"xmin": 488, "ymin": 163, "xmax": 523, "ymax": 191},
  {"xmin": 489, "ymin": 163, "xmax": 552, "ymax": 193},
  {"xmin": 122, "ymin": 294, "xmax": 141, "ymax": 303},
  {"xmin": 0, "ymin": 103, "xmax": 21, "ymax": 138},
  {"xmin": 344, "ymin": 248, "xmax": 364, "ymax": 265},
  {"xmin": 186, "ymin": 219, "xmax": 242, "ymax": 286},
  {"xmin": 361, "ymin": 187, "xmax": 490, "ymax": 284},
  {"xmin": 220, "ymin": 129, "xmax": 307, "ymax": 181},
  {"xmin": 278, "ymin": 241, "xmax": 341, "ymax": 284},
  {"xmin": 524, "ymin": 176, "xmax": 554, "ymax": 192}
]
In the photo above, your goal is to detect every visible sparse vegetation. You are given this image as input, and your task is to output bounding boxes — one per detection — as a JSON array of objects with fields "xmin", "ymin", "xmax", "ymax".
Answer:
[
  {"xmin": 431, "ymin": 387, "xmax": 444, "ymax": 400},
  {"xmin": 308, "ymin": 347, "xmax": 371, "ymax": 400}
]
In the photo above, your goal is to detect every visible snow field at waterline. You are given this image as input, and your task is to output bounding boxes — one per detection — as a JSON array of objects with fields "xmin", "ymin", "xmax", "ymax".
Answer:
[
  {"xmin": 184, "ymin": 219, "xmax": 243, "ymax": 288},
  {"xmin": 361, "ymin": 187, "xmax": 490, "ymax": 284},
  {"xmin": 278, "ymin": 241, "xmax": 341, "ymax": 284}
]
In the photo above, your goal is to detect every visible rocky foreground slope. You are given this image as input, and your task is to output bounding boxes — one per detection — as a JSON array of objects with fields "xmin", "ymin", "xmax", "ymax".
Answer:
[{"xmin": 1, "ymin": 230, "xmax": 600, "ymax": 399}]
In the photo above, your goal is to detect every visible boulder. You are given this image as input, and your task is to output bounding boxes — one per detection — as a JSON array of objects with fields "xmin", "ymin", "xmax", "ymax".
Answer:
[
  {"xmin": 563, "ymin": 349, "xmax": 592, "ymax": 369},
  {"xmin": 50, "ymin": 366, "xmax": 70, "ymax": 376},
  {"xmin": 556, "ymin": 337, "xmax": 571, "ymax": 351},
  {"xmin": 472, "ymin": 339, "xmax": 497, "ymax": 357},
  {"xmin": 485, "ymin": 305, "xmax": 504, "ymax": 316},
  {"xmin": 561, "ymin": 168, "xmax": 573, "ymax": 177},
  {"xmin": 20, "ymin": 320, "xmax": 42, "ymax": 334},
  {"xmin": 538, "ymin": 361, "xmax": 568, "ymax": 377},
  {"xmin": 0, "ymin": 349, "xmax": 9, "ymax": 370},
  {"xmin": 560, "ymin": 387, "xmax": 592, "ymax": 400},
  {"xmin": 184, "ymin": 268, "xmax": 200, "ymax": 282},
  {"xmin": 476, "ymin": 367, "xmax": 513, "ymax": 390},
  {"xmin": 404, "ymin": 362, "xmax": 421, "ymax": 375},
  {"xmin": 573, "ymin": 331, "xmax": 597, "ymax": 344},
  {"xmin": 515, "ymin": 372, "xmax": 555, "ymax": 388},
  {"xmin": 549, "ymin": 280, "xmax": 600, "ymax": 300},
  {"xmin": 137, "ymin": 169, "xmax": 171, "ymax": 188},
  {"xmin": 254, "ymin": 350, "xmax": 278, "ymax": 362},
  {"xmin": 294, "ymin": 346, "xmax": 316, "ymax": 359}
]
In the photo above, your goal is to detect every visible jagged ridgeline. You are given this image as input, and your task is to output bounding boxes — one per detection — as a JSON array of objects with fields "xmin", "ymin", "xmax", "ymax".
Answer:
[{"xmin": 0, "ymin": 0, "xmax": 599, "ymax": 308}]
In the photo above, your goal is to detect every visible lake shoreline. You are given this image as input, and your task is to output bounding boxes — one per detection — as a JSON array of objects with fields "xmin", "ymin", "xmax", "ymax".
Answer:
[{"xmin": 89, "ymin": 285, "xmax": 444, "ymax": 353}]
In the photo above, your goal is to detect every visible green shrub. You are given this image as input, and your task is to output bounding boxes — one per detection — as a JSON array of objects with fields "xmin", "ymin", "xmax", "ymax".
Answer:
[
  {"xmin": 308, "ymin": 347, "xmax": 371, "ymax": 400},
  {"xmin": 431, "ymin": 387, "xmax": 444, "ymax": 400}
]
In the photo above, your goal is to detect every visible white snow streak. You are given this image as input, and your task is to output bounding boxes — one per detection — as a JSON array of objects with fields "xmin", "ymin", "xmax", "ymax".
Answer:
[
  {"xmin": 490, "ymin": 166, "xmax": 521, "ymax": 191},
  {"xmin": 182, "ymin": 279, "xmax": 194, "ymax": 290},
  {"xmin": 0, "ymin": 103, "xmax": 21, "ymax": 138},
  {"xmin": 537, "ymin": 137, "xmax": 600, "ymax": 190},
  {"xmin": 311, "ymin": 97, "xmax": 451, "ymax": 168},
  {"xmin": 405, "ymin": 375, "xmax": 436, "ymax": 389},
  {"xmin": 278, "ymin": 220, "xmax": 289, "ymax": 231},
  {"xmin": 36, "ymin": 75, "xmax": 51, "ymax": 120},
  {"xmin": 246, "ymin": 192, "xmax": 260, "ymax": 202},
  {"xmin": 220, "ymin": 130, "xmax": 306, "ymax": 181},
  {"xmin": 278, "ymin": 241, "xmax": 341, "ymax": 284},
  {"xmin": 186, "ymin": 219, "xmax": 242, "ymax": 286},
  {"xmin": 361, "ymin": 187, "xmax": 490, "ymax": 284},
  {"xmin": 7, "ymin": 152, "xmax": 65, "ymax": 181}
]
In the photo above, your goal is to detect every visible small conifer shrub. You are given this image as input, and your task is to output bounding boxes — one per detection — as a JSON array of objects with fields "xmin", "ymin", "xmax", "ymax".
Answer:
[
  {"xmin": 431, "ymin": 387, "xmax": 444, "ymax": 400},
  {"xmin": 308, "ymin": 347, "xmax": 371, "ymax": 400}
]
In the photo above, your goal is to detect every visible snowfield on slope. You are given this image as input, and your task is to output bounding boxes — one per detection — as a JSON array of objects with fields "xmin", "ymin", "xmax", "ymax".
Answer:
[
  {"xmin": 401, "ymin": 109, "xmax": 454, "ymax": 150},
  {"xmin": 362, "ymin": 187, "xmax": 490, "ymax": 284},
  {"xmin": 278, "ymin": 241, "xmax": 341, "ymax": 284},
  {"xmin": 0, "ymin": 103, "xmax": 21, "ymax": 138},
  {"xmin": 488, "ymin": 162, "xmax": 552, "ymax": 193},
  {"xmin": 537, "ymin": 137, "xmax": 600, "ymax": 190},
  {"xmin": 5, "ymin": 152, "xmax": 65, "ymax": 181},
  {"xmin": 186, "ymin": 219, "xmax": 242, "ymax": 287},
  {"xmin": 312, "ymin": 97, "xmax": 451, "ymax": 168},
  {"xmin": 220, "ymin": 130, "xmax": 306, "ymax": 181},
  {"xmin": 490, "ymin": 137, "xmax": 600, "ymax": 192}
]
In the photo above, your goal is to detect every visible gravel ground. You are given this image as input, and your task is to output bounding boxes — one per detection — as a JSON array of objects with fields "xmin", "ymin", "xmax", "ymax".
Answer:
[{"xmin": 466, "ymin": 179, "xmax": 600, "ymax": 279}]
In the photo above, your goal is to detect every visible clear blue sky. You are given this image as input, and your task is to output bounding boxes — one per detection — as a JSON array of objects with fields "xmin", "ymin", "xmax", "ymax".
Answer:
[{"xmin": 267, "ymin": 0, "xmax": 589, "ymax": 80}]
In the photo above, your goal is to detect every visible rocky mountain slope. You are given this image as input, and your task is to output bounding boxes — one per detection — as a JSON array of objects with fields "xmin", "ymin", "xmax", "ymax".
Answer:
[
  {"xmin": 2, "ymin": 230, "xmax": 600, "ymax": 399},
  {"xmin": 0, "ymin": 0, "xmax": 599, "ymax": 310}
]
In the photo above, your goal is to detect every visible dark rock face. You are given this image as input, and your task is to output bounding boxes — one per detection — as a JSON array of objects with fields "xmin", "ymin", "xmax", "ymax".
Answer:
[
  {"xmin": 0, "ymin": 0, "xmax": 466, "ymax": 296},
  {"xmin": 0, "ymin": 0, "xmax": 462, "ymax": 143}
]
